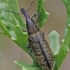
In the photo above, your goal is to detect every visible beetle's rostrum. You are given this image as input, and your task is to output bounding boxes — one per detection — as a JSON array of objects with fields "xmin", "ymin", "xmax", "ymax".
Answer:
[{"xmin": 21, "ymin": 8, "xmax": 55, "ymax": 70}]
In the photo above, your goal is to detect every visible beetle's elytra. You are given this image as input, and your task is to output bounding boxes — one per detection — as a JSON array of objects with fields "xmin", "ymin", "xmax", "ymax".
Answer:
[{"xmin": 21, "ymin": 8, "xmax": 55, "ymax": 70}]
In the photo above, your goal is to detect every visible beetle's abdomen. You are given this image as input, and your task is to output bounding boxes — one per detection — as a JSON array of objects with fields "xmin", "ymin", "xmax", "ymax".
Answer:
[{"xmin": 28, "ymin": 31, "xmax": 55, "ymax": 70}]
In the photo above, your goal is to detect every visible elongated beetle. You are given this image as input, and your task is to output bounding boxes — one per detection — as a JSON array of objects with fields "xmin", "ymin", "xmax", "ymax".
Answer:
[
  {"xmin": 11, "ymin": 0, "xmax": 55, "ymax": 70},
  {"xmin": 20, "ymin": 0, "xmax": 55, "ymax": 70},
  {"xmin": 21, "ymin": 7, "xmax": 55, "ymax": 70}
]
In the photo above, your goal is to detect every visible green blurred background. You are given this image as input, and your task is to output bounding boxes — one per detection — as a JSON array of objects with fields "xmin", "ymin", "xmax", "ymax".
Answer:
[{"xmin": 0, "ymin": 0, "xmax": 70, "ymax": 70}]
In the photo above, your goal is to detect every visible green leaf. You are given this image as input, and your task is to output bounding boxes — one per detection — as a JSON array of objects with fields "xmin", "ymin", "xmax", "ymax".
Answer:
[
  {"xmin": 14, "ymin": 61, "xmax": 42, "ymax": 70},
  {"xmin": 52, "ymin": 0, "xmax": 70, "ymax": 70},
  {"xmin": 36, "ymin": 0, "xmax": 49, "ymax": 28},
  {"xmin": 0, "ymin": 0, "xmax": 28, "ymax": 53},
  {"xmin": 49, "ymin": 30, "xmax": 60, "ymax": 55},
  {"xmin": 6, "ymin": 0, "xmax": 26, "ymax": 27}
]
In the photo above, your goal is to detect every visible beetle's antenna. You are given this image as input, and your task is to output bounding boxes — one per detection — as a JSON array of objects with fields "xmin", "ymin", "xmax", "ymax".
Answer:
[
  {"xmin": 11, "ymin": 0, "xmax": 34, "ymax": 14},
  {"xmin": 26, "ymin": 0, "xmax": 34, "ymax": 12},
  {"xmin": 10, "ymin": 10, "xmax": 22, "ymax": 14}
]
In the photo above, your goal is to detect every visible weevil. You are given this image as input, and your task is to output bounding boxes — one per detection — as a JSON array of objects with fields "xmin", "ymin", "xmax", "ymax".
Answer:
[
  {"xmin": 11, "ymin": 0, "xmax": 55, "ymax": 70},
  {"xmin": 21, "ymin": 4, "xmax": 55, "ymax": 70},
  {"xmin": 21, "ymin": 8, "xmax": 55, "ymax": 70}
]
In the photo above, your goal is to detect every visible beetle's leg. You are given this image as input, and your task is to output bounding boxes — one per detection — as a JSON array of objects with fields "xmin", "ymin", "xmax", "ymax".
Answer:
[
  {"xmin": 27, "ymin": 43, "xmax": 36, "ymax": 61},
  {"xmin": 27, "ymin": 43, "xmax": 31, "ymax": 51},
  {"xmin": 22, "ymin": 27, "xmax": 27, "ymax": 32},
  {"xmin": 27, "ymin": 43, "xmax": 33, "ymax": 55},
  {"xmin": 31, "ymin": 12, "xmax": 39, "ymax": 23}
]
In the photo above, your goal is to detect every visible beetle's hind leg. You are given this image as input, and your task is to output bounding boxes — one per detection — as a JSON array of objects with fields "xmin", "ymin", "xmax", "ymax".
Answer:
[{"xmin": 27, "ymin": 43, "xmax": 36, "ymax": 61}]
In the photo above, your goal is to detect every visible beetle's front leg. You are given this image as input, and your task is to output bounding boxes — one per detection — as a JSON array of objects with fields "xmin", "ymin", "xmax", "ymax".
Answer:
[
  {"xmin": 31, "ymin": 12, "xmax": 39, "ymax": 23},
  {"xmin": 22, "ymin": 27, "xmax": 27, "ymax": 32}
]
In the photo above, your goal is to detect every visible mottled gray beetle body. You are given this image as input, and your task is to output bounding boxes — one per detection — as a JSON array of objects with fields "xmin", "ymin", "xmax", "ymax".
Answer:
[{"xmin": 21, "ymin": 8, "xmax": 55, "ymax": 70}]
